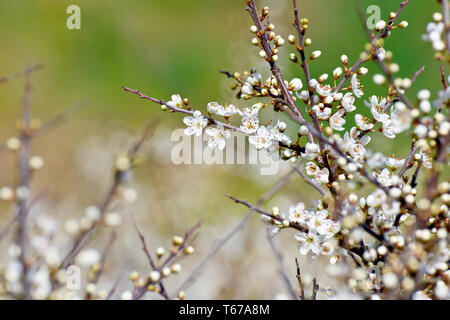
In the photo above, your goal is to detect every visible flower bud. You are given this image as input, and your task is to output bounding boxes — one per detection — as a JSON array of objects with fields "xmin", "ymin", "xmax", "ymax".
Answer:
[
  {"xmin": 318, "ymin": 73, "xmax": 328, "ymax": 83},
  {"xmin": 358, "ymin": 67, "xmax": 368, "ymax": 75},
  {"xmin": 341, "ymin": 55, "xmax": 348, "ymax": 64}
]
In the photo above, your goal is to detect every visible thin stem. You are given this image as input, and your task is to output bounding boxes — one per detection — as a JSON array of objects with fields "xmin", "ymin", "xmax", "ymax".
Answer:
[
  {"xmin": 442, "ymin": 0, "xmax": 450, "ymax": 53},
  {"xmin": 266, "ymin": 230, "xmax": 298, "ymax": 300}
]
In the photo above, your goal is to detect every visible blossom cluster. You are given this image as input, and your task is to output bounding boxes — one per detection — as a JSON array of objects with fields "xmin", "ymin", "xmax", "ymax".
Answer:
[{"xmin": 123, "ymin": 0, "xmax": 449, "ymax": 300}]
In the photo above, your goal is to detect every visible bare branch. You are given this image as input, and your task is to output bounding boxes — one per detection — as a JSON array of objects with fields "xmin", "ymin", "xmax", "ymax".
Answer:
[{"xmin": 0, "ymin": 64, "xmax": 44, "ymax": 85}]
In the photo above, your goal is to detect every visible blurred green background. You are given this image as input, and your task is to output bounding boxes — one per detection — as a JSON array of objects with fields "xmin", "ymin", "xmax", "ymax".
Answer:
[{"xmin": 0, "ymin": 0, "xmax": 447, "ymax": 299}]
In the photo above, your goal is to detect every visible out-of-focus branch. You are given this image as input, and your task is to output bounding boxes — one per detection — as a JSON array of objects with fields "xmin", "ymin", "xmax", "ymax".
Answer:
[
  {"xmin": 106, "ymin": 260, "xmax": 129, "ymax": 300},
  {"xmin": 439, "ymin": 65, "xmax": 448, "ymax": 90},
  {"xmin": 131, "ymin": 215, "xmax": 170, "ymax": 300},
  {"xmin": 398, "ymin": 141, "xmax": 416, "ymax": 177},
  {"xmin": 335, "ymin": 0, "xmax": 411, "ymax": 94},
  {"xmin": 59, "ymin": 120, "xmax": 158, "ymax": 269},
  {"xmin": 33, "ymin": 99, "xmax": 89, "ymax": 137},
  {"xmin": 290, "ymin": 164, "xmax": 326, "ymax": 195},
  {"xmin": 85, "ymin": 232, "xmax": 117, "ymax": 299},
  {"xmin": 172, "ymin": 169, "xmax": 297, "ymax": 296},
  {"xmin": 0, "ymin": 64, "xmax": 44, "ymax": 85}
]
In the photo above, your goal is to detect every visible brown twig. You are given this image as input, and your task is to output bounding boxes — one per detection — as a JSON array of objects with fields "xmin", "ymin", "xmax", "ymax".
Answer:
[{"xmin": 123, "ymin": 86, "xmax": 303, "ymax": 154}]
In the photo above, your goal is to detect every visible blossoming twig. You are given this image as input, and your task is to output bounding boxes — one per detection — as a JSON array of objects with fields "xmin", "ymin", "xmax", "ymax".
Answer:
[{"xmin": 290, "ymin": 164, "xmax": 326, "ymax": 195}]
